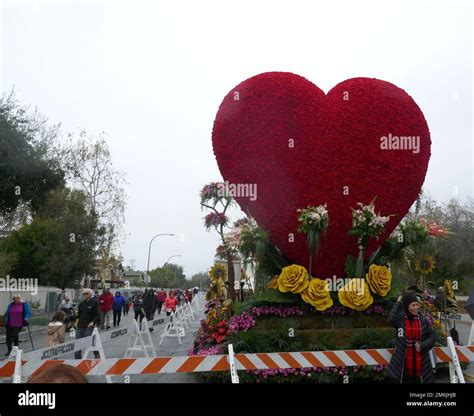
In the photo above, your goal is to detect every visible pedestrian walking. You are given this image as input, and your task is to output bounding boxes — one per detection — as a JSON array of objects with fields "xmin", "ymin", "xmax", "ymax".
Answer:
[
  {"xmin": 132, "ymin": 292, "xmax": 145, "ymax": 326},
  {"xmin": 98, "ymin": 288, "xmax": 113, "ymax": 330},
  {"xmin": 143, "ymin": 289, "xmax": 157, "ymax": 322},
  {"xmin": 112, "ymin": 291, "xmax": 125, "ymax": 327},
  {"xmin": 123, "ymin": 291, "xmax": 130, "ymax": 316},
  {"xmin": 74, "ymin": 288, "xmax": 100, "ymax": 359},
  {"xmin": 156, "ymin": 289, "xmax": 166, "ymax": 314},
  {"xmin": 164, "ymin": 292, "xmax": 178, "ymax": 318},
  {"xmin": 44, "ymin": 311, "xmax": 67, "ymax": 347},
  {"xmin": 3, "ymin": 294, "xmax": 31, "ymax": 356},
  {"xmin": 387, "ymin": 291, "xmax": 436, "ymax": 383}
]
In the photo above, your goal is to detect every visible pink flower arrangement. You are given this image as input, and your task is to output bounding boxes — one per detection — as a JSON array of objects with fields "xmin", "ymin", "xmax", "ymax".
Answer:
[
  {"xmin": 204, "ymin": 212, "xmax": 228, "ymax": 229},
  {"xmin": 229, "ymin": 311, "xmax": 255, "ymax": 332},
  {"xmin": 247, "ymin": 364, "xmax": 389, "ymax": 381},
  {"xmin": 251, "ymin": 305, "xmax": 304, "ymax": 317},
  {"xmin": 320, "ymin": 304, "xmax": 388, "ymax": 316},
  {"xmin": 364, "ymin": 304, "xmax": 388, "ymax": 316}
]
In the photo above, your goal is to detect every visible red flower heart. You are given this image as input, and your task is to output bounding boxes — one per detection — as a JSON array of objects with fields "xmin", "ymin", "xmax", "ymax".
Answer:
[{"xmin": 212, "ymin": 72, "xmax": 430, "ymax": 278}]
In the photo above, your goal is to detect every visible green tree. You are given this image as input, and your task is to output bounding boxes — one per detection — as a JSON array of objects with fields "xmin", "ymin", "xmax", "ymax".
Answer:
[
  {"xmin": 189, "ymin": 271, "xmax": 210, "ymax": 290},
  {"xmin": 149, "ymin": 263, "xmax": 186, "ymax": 289},
  {"xmin": 0, "ymin": 187, "xmax": 98, "ymax": 287},
  {"xmin": 0, "ymin": 91, "xmax": 64, "ymax": 216}
]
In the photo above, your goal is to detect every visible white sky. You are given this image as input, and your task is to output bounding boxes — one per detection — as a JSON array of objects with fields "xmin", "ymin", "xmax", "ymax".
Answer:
[{"xmin": 1, "ymin": 0, "xmax": 472, "ymax": 278}]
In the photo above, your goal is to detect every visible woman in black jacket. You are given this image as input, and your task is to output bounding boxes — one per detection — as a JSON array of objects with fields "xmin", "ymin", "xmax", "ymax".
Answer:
[{"xmin": 387, "ymin": 291, "xmax": 436, "ymax": 383}]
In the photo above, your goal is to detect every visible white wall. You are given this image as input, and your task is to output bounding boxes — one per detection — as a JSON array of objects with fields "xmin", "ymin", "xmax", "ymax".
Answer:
[{"xmin": 0, "ymin": 287, "xmax": 76, "ymax": 316}]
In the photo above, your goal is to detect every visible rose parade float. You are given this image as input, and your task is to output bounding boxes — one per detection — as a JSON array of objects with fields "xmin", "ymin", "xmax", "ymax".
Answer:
[{"xmin": 191, "ymin": 72, "xmax": 458, "ymax": 383}]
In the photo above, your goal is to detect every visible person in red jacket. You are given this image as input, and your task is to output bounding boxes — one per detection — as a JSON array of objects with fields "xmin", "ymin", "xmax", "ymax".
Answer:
[
  {"xmin": 98, "ymin": 288, "xmax": 113, "ymax": 330},
  {"xmin": 164, "ymin": 292, "xmax": 178, "ymax": 318},
  {"xmin": 156, "ymin": 289, "xmax": 167, "ymax": 314}
]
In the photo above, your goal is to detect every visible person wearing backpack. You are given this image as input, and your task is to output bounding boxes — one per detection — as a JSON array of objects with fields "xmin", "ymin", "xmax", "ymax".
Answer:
[{"xmin": 44, "ymin": 311, "xmax": 67, "ymax": 347}]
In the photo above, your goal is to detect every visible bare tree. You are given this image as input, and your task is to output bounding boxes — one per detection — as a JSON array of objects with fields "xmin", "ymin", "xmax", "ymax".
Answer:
[{"xmin": 60, "ymin": 132, "xmax": 127, "ymax": 280}]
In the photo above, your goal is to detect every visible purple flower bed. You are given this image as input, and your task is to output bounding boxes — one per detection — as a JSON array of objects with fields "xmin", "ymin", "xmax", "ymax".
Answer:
[
  {"xmin": 320, "ymin": 304, "xmax": 388, "ymax": 316},
  {"xmin": 251, "ymin": 305, "xmax": 304, "ymax": 317},
  {"xmin": 247, "ymin": 364, "xmax": 389, "ymax": 381},
  {"xmin": 229, "ymin": 311, "xmax": 256, "ymax": 332}
]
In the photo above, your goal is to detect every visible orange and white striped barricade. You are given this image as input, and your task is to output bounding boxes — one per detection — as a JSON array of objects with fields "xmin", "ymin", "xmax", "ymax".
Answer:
[
  {"xmin": 159, "ymin": 311, "xmax": 185, "ymax": 346},
  {"xmin": 124, "ymin": 319, "xmax": 155, "ymax": 358},
  {"xmin": 3, "ymin": 345, "xmax": 472, "ymax": 383}
]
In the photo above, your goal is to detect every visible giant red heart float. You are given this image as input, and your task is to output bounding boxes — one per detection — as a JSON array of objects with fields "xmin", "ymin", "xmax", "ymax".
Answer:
[{"xmin": 212, "ymin": 72, "xmax": 431, "ymax": 278}]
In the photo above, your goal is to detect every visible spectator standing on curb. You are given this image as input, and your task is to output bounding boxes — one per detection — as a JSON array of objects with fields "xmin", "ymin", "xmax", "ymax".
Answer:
[
  {"xmin": 74, "ymin": 288, "xmax": 99, "ymax": 359},
  {"xmin": 44, "ymin": 311, "xmax": 67, "ymax": 347},
  {"xmin": 3, "ymin": 294, "xmax": 31, "ymax": 356},
  {"xmin": 112, "ymin": 291, "xmax": 125, "ymax": 327},
  {"xmin": 98, "ymin": 288, "xmax": 113, "ymax": 330}
]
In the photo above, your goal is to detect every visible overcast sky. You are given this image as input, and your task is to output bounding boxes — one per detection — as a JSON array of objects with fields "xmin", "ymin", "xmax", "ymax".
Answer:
[{"xmin": 1, "ymin": 0, "xmax": 472, "ymax": 278}]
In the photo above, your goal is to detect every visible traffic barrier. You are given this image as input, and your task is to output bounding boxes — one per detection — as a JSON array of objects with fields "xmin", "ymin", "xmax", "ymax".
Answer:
[
  {"xmin": 2, "ymin": 345, "xmax": 472, "ymax": 381},
  {"xmin": 178, "ymin": 305, "xmax": 192, "ymax": 329},
  {"xmin": 3, "ymin": 327, "xmax": 111, "ymax": 384},
  {"xmin": 184, "ymin": 301, "xmax": 196, "ymax": 321},
  {"xmin": 124, "ymin": 319, "xmax": 156, "ymax": 358},
  {"xmin": 159, "ymin": 311, "xmax": 185, "ymax": 345}
]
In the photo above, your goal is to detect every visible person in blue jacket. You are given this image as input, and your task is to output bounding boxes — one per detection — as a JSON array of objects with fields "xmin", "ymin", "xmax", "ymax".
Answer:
[
  {"xmin": 3, "ymin": 294, "xmax": 31, "ymax": 356},
  {"xmin": 112, "ymin": 291, "xmax": 125, "ymax": 327}
]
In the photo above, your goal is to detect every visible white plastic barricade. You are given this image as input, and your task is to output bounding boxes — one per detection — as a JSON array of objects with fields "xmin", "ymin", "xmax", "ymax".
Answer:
[
  {"xmin": 447, "ymin": 336, "xmax": 465, "ymax": 383},
  {"xmin": 175, "ymin": 306, "xmax": 189, "ymax": 330},
  {"xmin": 124, "ymin": 319, "xmax": 155, "ymax": 358},
  {"xmin": 7, "ymin": 327, "xmax": 111, "ymax": 383},
  {"xmin": 184, "ymin": 301, "xmax": 195, "ymax": 321},
  {"xmin": 159, "ymin": 311, "xmax": 185, "ymax": 345},
  {"xmin": 228, "ymin": 343, "xmax": 239, "ymax": 384},
  {"xmin": 192, "ymin": 295, "xmax": 201, "ymax": 315},
  {"xmin": 179, "ymin": 305, "xmax": 192, "ymax": 329}
]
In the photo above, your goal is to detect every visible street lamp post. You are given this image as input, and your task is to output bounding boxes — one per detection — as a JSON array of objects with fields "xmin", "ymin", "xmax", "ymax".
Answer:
[
  {"xmin": 146, "ymin": 234, "xmax": 174, "ymax": 283},
  {"xmin": 165, "ymin": 254, "xmax": 182, "ymax": 264}
]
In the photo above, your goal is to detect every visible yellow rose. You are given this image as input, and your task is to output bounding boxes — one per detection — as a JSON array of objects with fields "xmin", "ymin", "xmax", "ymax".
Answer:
[
  {"xmin": 301, "ymin": 278, "xmax": 333, "ymax": 311},
  {"xmin": 365, "ymin": 264, "xmax": 392, "ymax": 297},
  {"xmin": 277, "ymin": 264, "xmax": 309, "ymax": 294},
  {"xmin": 338, "ymin": 278, "xmax": 373, "ymax": 311},
  {"xmin": 267, "ymin": 276, "xmax": 279, "ymax": 289}
]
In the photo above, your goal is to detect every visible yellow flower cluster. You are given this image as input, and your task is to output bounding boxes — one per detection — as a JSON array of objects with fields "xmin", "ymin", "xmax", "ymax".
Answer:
[
  {"xmin": 338, "ymin": 278, "xmax": 373, "ymax": 311},
  {"xmin": 269, "ymin": 263, "xmax": 391, "ymax": 313},
  {"xmin": 365, "ymin": 264, "xmax": 392, "ymax": 297},
  {"xmin": 301, "ymin": 278, "xmax": 333, "ymax": 311},
  {"xmin": 276, "ymin": 265, "xmax": 309, "ymax": 294}
]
